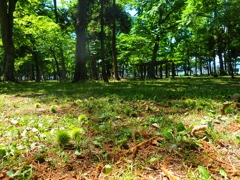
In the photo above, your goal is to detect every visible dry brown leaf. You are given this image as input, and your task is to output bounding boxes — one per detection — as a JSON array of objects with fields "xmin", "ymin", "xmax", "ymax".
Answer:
[{"xmin": 190, "ymin": 125, "xmax": 208, "ymax": 136}]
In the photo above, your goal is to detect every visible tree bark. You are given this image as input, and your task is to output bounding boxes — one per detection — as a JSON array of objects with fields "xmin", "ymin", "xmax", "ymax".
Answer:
[
  {"xmin": 0, "ymin": 0, "xmax": 18, "ymax": 81},
  {"xmin": 217, "ymin": 38, "xmax": 224, "ymax": 76},
  {"xmin": 32, "ymin": 51, "xmax": 41, "ymax": 82},
  {"xmin": 51, "ymin": 49, "xmax": 61, "ymax": 80},
  {"xmin": 149, "ymin": 35, "xmax": 160, "ymax": 78},
  {"xmin": 60, "ymin": 46, "xmax": 66, "ymax": 80},
  {"xmin": 73, "ymin": 0, "xmax": 87, "ymax": 82},
  {"xmin": 112, "ymin": 0, "xmax": 120, "ymax": 81},
  {"xmin": 100, "ymin": 0, "xmax": 108, "ymax": 82}
]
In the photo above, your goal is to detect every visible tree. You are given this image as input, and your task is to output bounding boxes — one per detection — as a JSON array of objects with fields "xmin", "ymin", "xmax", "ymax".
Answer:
[
  {"xmin": 73, "ymin": 0, "xmax": 87, "ymax": 82},
  {"xmin": 133, "ymin": 0, "xmax": 185, "ymax": 78},
  {"xmin": 111, "ymin": 0, "xmax": 120, "ymax": 80},
  {"xmin": 100, "ymin": 0, "xmax": 109, "ymax": 82},
  {"xmin": 0, "ymin": 0, "xmax": 18, "ymax": 81}
]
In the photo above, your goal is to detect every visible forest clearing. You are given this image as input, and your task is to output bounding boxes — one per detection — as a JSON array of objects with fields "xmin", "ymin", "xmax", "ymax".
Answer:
[
  {"xmin": 1, "ymin": 0, "xmax": 240, "ymax": 179},
  {"xmin": 0, "ymin": 77, "xmax": 239, "ymax": 179}
]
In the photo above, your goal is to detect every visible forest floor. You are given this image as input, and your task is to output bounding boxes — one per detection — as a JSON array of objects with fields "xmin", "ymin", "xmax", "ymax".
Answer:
[{"xmin": 0, "ymin": 77, "xmax": 240, "ymax": 180}]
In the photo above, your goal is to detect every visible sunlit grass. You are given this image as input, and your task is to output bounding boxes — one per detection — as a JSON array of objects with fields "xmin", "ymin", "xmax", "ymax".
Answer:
[{"xmin": 0, "ymin": 77, "xmax": 239, "ymax": 179}]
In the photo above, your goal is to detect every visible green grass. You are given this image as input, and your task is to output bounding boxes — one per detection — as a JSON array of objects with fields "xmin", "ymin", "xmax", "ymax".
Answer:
[{"xmin": 0, "ymin": 77, "xmax": 239, "ymax": 179}]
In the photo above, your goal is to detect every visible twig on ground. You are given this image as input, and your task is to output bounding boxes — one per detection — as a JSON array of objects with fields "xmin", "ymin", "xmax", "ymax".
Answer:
[
  {"xmin": 94, "ymin": 161, "xmax": 104, "ymax": 180},
  {"xmin": 161, "ymin": 157, "xmax": 180, "ymax": 180}
]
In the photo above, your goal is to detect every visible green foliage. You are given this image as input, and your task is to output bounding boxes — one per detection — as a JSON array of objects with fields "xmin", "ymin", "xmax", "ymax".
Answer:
[
  {"xmin": 56, "ymin": 130, "xmax": 71, "ymax": 146},
  {"xmin": 0, "ymin": 149, "xmax": 6, "ymax": 158},
  {"xmin": 124, "ymin": 107, "xmax": 132, "ymax": 116},
  {"xmin": 197, "ymin": 165, "xmax": 211, "ymax": 180}
]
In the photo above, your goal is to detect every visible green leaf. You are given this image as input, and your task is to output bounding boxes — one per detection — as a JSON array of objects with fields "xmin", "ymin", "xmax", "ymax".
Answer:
[
  {"xmin": 198, "ymin": 165, "xmax": 211, "ymax": 180},
  {"xmin": 74, "ymin": 149, "xmax": 82, "ymax": 156},
  {"xmin": 219, "ymin": 168, "xmax": 227, "ymax": 179},
  {"xmin": 147, "ymin": 157, "xmax": 160, "ymax": 163},
  {"xmin": 176, "ymin": 122, "xmax": 186, "ymax": 132}
]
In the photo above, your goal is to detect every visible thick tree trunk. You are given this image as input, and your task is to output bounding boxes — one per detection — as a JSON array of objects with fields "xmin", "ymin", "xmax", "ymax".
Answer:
[
  {"xmin": 73, "ymin": 0, "xmax": 87, "ymax": 83},
  {"xmin": 100, "ymin": 0, "xmax": 108, "ymax": 82},
  {"xmin": 0, "ymin": 0, "xmax": 17, "ymax": 81},
  {"xmin": 149, "ymin": 35, "xmax": 160, "ymax": 78},
  {"xmin": 112, "ymin": 0, "xmax": 120, "ymax": 81}
]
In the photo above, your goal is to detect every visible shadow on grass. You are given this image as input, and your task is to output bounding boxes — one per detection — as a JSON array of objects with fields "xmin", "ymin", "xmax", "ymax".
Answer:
[{"xmin": 0, "ymin": 77, "xmax": 239, "ymax": 103}]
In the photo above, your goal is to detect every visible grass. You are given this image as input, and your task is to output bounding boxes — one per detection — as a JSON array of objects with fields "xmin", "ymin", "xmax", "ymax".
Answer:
[{"xmin": 0, "ymin": 77, "xmax": 240, "ymax": 179}]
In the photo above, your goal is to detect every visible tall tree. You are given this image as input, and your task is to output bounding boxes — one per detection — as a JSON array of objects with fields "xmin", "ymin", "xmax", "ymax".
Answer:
[
  {"xmin": 112, "ymin": 0, "xmax": 120, "ymax": 80},
  {"xmin": 100, "ymin": 0, "xmax": 109, "ymax": 82},
  {"xmin": 52, "ymin": 0, "xmax": 67, "ymax": 81},
  {"xmin": 73, "ymin": 0, "xmax": 87, "ymax": 82},
  {"xmin": 0, "ymin": 0, "xmax": 18, "ymax": 81}
]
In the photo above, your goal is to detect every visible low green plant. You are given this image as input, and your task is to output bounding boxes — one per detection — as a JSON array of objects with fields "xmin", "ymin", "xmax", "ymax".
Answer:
[
  {"xmin": 56, "ymin": 130, "xmax": 71, "ymax": 146},
  {"xmin": 0, "ymin": 149, "xmax": 6, "ymax": 158},
  {"xmin": 124, "ymin": 108, "xmax": 132, "ymax": 116},
  {"xmin": 224, "ymin": 106, "xmax": 234, "ymax": 114},
  {"xmin": 198, "ymin": 165, "xmax": 211, "ymax": 180}
]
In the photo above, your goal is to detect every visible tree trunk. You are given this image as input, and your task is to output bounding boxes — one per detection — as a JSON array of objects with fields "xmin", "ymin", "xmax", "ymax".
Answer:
[
  {"xmin": 149, "ymin": 35, "xmax": 160, "ymax": 78},
  {"xmin": 165, "ymin": 63, "xmax": 169, "ymax": 78},
  {"xmin": 213, "ymin": 54, "xmax": 217, "ymax": 76},
  {"xmin": 60, "ymin": 46, "xmax": 66, "ymax": 80},
  {"xmin": 159, "ymin": 65, "xmax": 163, "ymax": 79},
  {"xmin": 217, "ymin": 40, "xmax": 224, "ymax": 76},
  {"xmin": 100, "ymin": 0, "xmax": 108, "ymax": 82},
  {"xmin": 112, "ymin": 0, "xmax": 120, "ymax": 81},
  {"xmin": 51, "ymin": 50, "xmax": 61, "ymax": 80},
  {"xmin": 30, "ymin": 62, "xmax": 35, "ymax": 80},
  {"xmin": 172, "ymin": 62, "xmax": 175, "ymax": 78},
  {"xmin": 32, "ymin": 51, "xmax": 41, "ymax": 82},
  {"xmin": 0, "ymin": 0, "xmax": 17, "ymax": 81},
  {"xmin": 227, "ymin": 37, "xmax": 234, "ymax": 79},
  {"xmin": 73, "ymin": 0, "xmax": 87, "ymax": 83}
]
